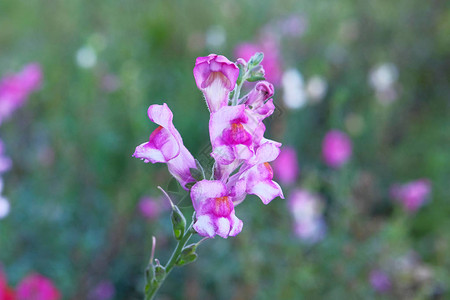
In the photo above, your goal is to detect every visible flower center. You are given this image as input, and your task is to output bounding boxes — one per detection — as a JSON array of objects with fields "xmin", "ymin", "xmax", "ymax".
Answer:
[
  {"xmin": 263, "ymin": 162, "xmax": 274, "ymax": 178},
  {"xmin": 202, "ymin": 71, "xmax": 231, "ymax": 89},
  {"xmin": 213, "ymin": 196, "xmax": 232, "ymax": 217},
  {"xmin": 222, "ymin": 122, "xmax": 252, "ymax": 146}
]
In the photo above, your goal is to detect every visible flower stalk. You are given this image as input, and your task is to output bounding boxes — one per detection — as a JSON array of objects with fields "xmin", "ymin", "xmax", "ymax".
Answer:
[{"xmin": 144, "ymin": 220, "xmax": 195, "ymax": 300}]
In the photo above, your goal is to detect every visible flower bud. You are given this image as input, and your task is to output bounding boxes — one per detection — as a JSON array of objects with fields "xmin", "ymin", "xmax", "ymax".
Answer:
[
  {"xmin": 248, "ymin": 52, "xmax": 264, "ymax": 68},
  {"xmin": 154, "ymin": 259, "xmax": 166, "ymax": 282},
  {"xmin": 171, "ymin": 204, "xmax": 186, "ymax": 240},
  {"xmin": 176, "ymin": 244, "xmax": 199, "ymax": 266},
  {"xmin": 247, "ymin": 65, "xmax": 266, "ymax": 82}
]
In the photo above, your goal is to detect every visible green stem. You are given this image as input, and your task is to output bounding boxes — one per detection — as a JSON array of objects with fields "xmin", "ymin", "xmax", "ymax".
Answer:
[
  {"xmin": 145, "ymin": 222, "xmax": 195, "ymax": 300},
  {"xmin": 232, "ymin": 70, "xmax": 250, "ymax": 105}
]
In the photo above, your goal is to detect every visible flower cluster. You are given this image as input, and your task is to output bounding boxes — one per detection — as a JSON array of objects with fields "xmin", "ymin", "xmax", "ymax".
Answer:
[
  {"xmin": 0, "ymin": 63, "xmax": 42, "ymax": 219},
  {"xmin": 133, "ymin": 53, "xmax": 284, "ymax": 238},
  {"xmin": 0, "ymin": 271, "xmax": 60, "ymax": 300}
]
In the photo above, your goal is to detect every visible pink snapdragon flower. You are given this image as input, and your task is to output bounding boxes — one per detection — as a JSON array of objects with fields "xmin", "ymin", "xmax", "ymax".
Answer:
[
  {"xmin": 244, "ymin": 81, "xmax": 276, "ymax": 121},
  {"xmin": 89, "ymin": 280, "xmax": 115, "ymax": 300},
  {"xmin": 228, "ymin": 139, "xmax": 284, "ymax": 206},
  {"xmin": 209, "ymin": 105, "xmax": 265, "ymax": 166},
  {"xmin": 191, "ymin": 180, "xmax": 243, "ymax": 238},
  {"xmin": 390, "ymin": 179, "xmax": 431, "ymax": 212},
  {"xmin": 0, "ymin": 63, "xmax": 42, "ymax": 124},
  {"xmin": 273, "ymin": 146, "xmax": 299, "ymax": 185},
  {"xmin": 288, "ymin": 189, "xmax": 326, "ymax": 243},
  {"xmin": 133, "ymin": 103, "xmax": 196, "ymax": 189},
  {"xmin": 369, "ymin": 269, "xmax": 391, "ymax": 293},
  {"xmin": 193, "ymin": 54, "xmax": 239, "ymax": 113},
  {"xmin": 322, "ymin": 130, "xmax": 352, "ymax": 168},
  {"xmin": 16, "ymin": 273, "xmax": 60, "ymax": 300}
]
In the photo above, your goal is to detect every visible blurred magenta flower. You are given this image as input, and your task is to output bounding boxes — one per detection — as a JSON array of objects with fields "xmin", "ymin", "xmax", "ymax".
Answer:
[
  {"xmin": 369, "ymin": 269, "xmax": 391, "ymax": 293},
  {"xmin": 390, "ymin": 179, "xmax": 431, "ymax": 212},
  {"xmin": 0, "ymin": 269, "xmax": 15, "ymax": 300},
  {"xmin": 273, "ymin": 146, "xmax": 299, "ymax": 185},
  {"xmin": 138, "ymin": 196, "xmax": 162, "ymax": 220},
  {"xmin": 0, "ymin": 63, "xmax": 42, "ymax": 124},
  {"xmin": 288, "ymin": 189, "xmax": 325, "ymax": 243},
  {"xmin": 89, "ymin": 280, "xmax": 115, "ymax": 300},
  {"xmin": 16, "ymin": 273, "xmax": 60, "ymax": 300},
  {"xmin": 193, "ymin": 54, "xmax": 239, "ymax": 113},
  {"xmin": 234, "ymin": 38, "xmax": 282, "ymax": 85},
  {"xmin": 322, "ymin": 130, "xmax": 352, "ymax": 168},
  {"xmin": 133, "ymin": 103, "xmax": 196, "ymax": 189},
  {"xmin": 191, "ymin": 180, "xmax": 243, "ymax": 238}
]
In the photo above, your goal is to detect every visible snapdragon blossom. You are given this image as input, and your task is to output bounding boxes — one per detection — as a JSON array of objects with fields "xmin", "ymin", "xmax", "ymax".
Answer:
[
  {"xmin": 134, "ymin": 53, "xmax": 284, "ymax": 240},
  {"xmin": 133, "ymin": 103, "xmax": 196, "ymax": 189}
]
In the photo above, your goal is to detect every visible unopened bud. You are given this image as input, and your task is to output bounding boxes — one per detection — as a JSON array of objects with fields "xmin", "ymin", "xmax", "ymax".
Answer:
[
  {"xmin": 247, "ymin": 65, "xmax": 266, "ymax": 82},
  {"xmin": 154, "ymin": 259, "xmax": 166, "ymax": 282},
  {"xmin": 171, "ymin": 205, "xmax": 186, "ymax": 240},
  {"xmin": 248, "ymin": 52, "xmax": 264, "ymax": 68}
]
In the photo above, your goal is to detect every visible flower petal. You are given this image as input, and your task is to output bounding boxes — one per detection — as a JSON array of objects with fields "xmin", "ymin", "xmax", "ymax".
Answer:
[
  {"xmin": 193, "ymin": 215, "xmax": 215, "ymax": 238},
  {"xmin": 190, "ymin": 180, "xmax": 227, "ymax": 212}
]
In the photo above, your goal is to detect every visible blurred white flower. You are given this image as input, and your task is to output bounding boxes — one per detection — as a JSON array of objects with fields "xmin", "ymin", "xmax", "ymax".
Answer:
[
  {"xmin": 369, "ymin": 63, "xmax": 399, "ymax": 104},
  {"xmin": 205, "ymin": 26, "xmax": 226, "ymax": 50},
  {"xmin": 306, "ymin": 75, "xmax": 328, "ymax": 102},
  {"xmin": 76, "ymin": 46, "xmax": 97, "ymax": 69},
  {"xmin": 282, "ymin": 68, "xmax": 307, "ymax": 109},
  {"xmin": 369, "ymin": 63, "xmax": 398, "ymax": 93},
  {"xmin": 0, "ymin": 179, "xmax": 10, "ymax": 219}
]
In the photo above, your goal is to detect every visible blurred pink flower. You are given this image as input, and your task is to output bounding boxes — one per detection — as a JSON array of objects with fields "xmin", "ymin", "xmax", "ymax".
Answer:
[
  {"xmin": 16, "ymin": 273, "xmax": 60, "ymax": 300},
  {"xmin": 89, "ymin": 280, "xmax": 115, "ymax": 300},
  {"xmin": 234, "ymin": 36, "xmax": 282, "ymax": 85},
  {"xmin": 138, "ymin": 196, "xmax": 162, "ymax": 220},
  {"xmin": 322, "ymin": 130, "xmax": 352, "ymax": 168},
  {"xmin": 369, "ymin": 269, "xmax": 391, "ymax": 293},
  {"xmin": 390, "ymin": 179, "xmax": 431, "ymax": 212},
  {"xmin": 0, "ymin": 63, "xmax": 42, "ymax": 124},
  {"xmin": 273, "ymin": 146, "xmax": 299, "ymax": 185},
  {"xmin": 288, "ymin": 189, "xmax": 326, "ymax": 243}
]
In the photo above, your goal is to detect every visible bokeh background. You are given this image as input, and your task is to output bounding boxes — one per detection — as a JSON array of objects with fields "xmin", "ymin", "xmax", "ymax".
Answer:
[{"xmin": 1, "ymin": 0, "xmax": 449, "ymax": 299}]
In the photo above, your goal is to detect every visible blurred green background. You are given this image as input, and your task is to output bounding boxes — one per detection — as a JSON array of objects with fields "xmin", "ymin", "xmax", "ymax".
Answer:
[{"xmin": 0, "ymin": 0, "xmax": 449, "ymax": 299}]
